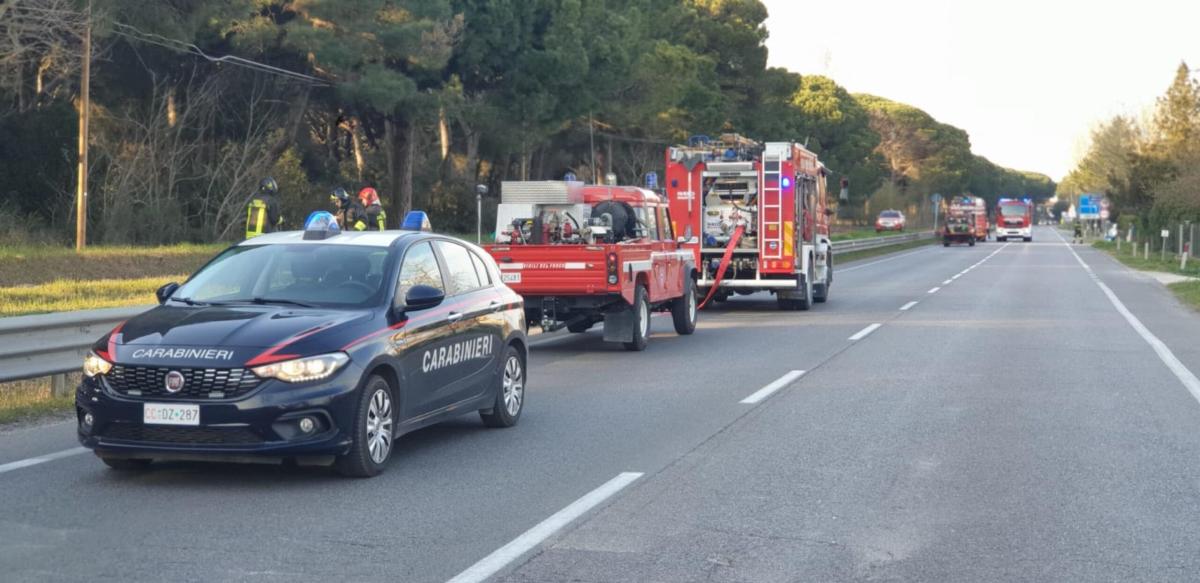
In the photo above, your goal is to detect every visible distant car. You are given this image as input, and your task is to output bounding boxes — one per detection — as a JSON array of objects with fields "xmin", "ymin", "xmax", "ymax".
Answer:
[
  {"xmin": 875, "ymin": 210, "xmax": 906, "ymax": 232},
  {"xmin": 76, "ymin": 213, "xmax": 527, "ymax": 478}
]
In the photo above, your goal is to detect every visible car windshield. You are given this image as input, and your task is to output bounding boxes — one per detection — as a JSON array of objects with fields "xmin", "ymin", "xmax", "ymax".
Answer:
[
  {"xmin": 880, "ymin": 211, "xmax": 901, "ymax": 218},
  {"xmin": 999, "ymin": 205, "xmax": 1028, "ymax": 216},
  {"xmin": 172, "ymin": 244, "xmax": 393, "ymax": 308}
]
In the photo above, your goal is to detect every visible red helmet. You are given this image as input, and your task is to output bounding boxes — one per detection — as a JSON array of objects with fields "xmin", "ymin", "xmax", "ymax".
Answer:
[{"xmin": 358, "ymin": 187, "xmax": 379, "ymax": 206}]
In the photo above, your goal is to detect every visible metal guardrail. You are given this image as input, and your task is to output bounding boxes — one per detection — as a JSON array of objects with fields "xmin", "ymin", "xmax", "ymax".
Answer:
[
  {"xmin": 0, "ymin": 305, "xmax": 152, "ymax": 384},
  {"xmin": 0, "ymin": 231, "xmax": 935, "ymax": 385},
  {"xmin": 830, "ymin": 230, "xmax": 935, "ymax": 253}
]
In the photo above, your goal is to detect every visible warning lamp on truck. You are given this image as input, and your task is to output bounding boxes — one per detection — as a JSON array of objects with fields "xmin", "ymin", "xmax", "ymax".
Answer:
[{"xmin": 607, "ymin": 252, "xmax": 619, "ymax": 285}]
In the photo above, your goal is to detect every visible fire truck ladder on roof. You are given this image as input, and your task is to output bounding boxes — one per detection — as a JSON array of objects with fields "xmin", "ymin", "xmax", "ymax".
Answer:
[{"xmin": 760, "ymin": 151, "xmax": 783, "ymax": 260}]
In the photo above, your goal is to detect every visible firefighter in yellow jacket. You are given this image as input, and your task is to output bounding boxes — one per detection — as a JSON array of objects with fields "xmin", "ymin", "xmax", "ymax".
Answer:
[
  {"xmin": 245, "ymin": 177, "xmax": 283, "ymax": 239},
  {"xmin": 330, "ymin": 187, "xmax": 368, "ymax": 231}
]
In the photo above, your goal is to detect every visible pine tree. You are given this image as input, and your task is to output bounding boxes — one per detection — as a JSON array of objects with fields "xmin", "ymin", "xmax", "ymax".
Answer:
[{"xmin": 1153, "ymin": 61, "xmax": 1200, "ymax": 161}]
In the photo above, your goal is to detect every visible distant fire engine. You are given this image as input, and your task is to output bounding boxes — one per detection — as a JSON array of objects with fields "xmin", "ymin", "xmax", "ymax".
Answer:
[
  {"xmin": 664, "ymin": 135, "xmax": 833, "ymax": 310},
  {"xmin": 996, "ymin": 198, "xmax": 1033, "ymax": 242}
]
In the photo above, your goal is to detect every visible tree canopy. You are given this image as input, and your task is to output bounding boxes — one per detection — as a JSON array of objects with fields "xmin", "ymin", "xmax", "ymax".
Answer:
[{"xmin": 0, "ymin": 0, "xmax": 1053, "ymax": 243}]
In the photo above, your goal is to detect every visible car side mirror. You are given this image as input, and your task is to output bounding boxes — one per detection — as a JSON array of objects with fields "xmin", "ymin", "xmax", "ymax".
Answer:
[
  {"xmin": 156, "ymin": 282, "xmax": 180, "ymax": 305},
  {"xmin": 402, "ymin": 284, "xmax": 445, "ymax": 312}
]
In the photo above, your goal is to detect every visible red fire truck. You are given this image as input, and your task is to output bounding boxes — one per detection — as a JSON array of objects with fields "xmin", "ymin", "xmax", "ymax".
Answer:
[
  {"xmin": 948, "ymin": 196, "xmax": 989, "ymax": 242},
  {"xmin": 664, "ymin": 135, "xmax": 833, "ymax": 310},
  {"xmin": 995, "ymin": 198, "xmax": 1033, "ymax": 242},
  {"xmin": 484, "ymin": 181, "xmax": 697, "ymax": 351}
]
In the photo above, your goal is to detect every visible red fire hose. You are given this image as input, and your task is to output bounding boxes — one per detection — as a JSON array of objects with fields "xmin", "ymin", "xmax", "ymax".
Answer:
[{"xmin": 697, "ymin": 225, "xmax": 745, "ymax": 310}]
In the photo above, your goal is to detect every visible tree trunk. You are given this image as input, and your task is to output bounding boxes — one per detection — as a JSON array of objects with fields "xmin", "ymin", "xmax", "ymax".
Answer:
[
  {"xmin": 388, "ymin": 115, "xmax": 416, "ymax": 221},
  {"xmin": 265, "ymin": 88, "xmax": 311, "ymax": 163},
  {"xmin": 438, "ymin": 106, "xmax": 450, "ymax": 161},
  {"xmin": 385, "ymin": 116, "xmax": 399, "ymax": 217},
  {"xmin": 349, "ymin": 117, "xmax": 365, "ymax": 182},
  {"xmin": 400, "ymin": 119, "xmax": 415, "ymax": 215}
]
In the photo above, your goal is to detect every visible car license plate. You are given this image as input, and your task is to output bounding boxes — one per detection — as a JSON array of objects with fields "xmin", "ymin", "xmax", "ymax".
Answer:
[
  {"xmin": 501, "ymin": 272, "xmax": 521, "ymax": 283},
  {"xmin": 143, "ymin": 403, "xmax": 200, "ymax": 426}
]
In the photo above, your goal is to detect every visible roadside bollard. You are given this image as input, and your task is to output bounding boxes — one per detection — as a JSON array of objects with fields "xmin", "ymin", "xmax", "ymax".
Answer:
[{"xmin": 1145, "ymin": 241, "xmax": 1150, "ymax": 260}]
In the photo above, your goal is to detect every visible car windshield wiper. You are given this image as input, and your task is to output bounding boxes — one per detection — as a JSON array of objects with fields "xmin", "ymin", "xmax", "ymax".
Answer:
[
  {"xmin": 247, "ymin": 297, "xmax": 316, "ymax": 308},
  {"xmin": 169, "ymin": 296, "xmax": 208, "ymax": 306}
]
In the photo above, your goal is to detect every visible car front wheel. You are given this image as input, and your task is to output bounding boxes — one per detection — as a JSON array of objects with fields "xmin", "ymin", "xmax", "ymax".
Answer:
[{"xmin": 336, "ymin": 376, "xmax": 394, "ymax": 478}]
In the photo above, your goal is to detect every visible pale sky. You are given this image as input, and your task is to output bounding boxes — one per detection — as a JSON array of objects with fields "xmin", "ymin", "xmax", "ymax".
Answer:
[{"xmin": 763, "ymin": 0, "xmax": 1200, "ymax": 181}]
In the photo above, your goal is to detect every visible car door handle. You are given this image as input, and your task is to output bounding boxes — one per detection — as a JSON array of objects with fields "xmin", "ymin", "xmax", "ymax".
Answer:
[
  {"xmin": 489, "ymin": 300, "xmax": 501, "ymax": 312},
  {"xmin": 447, "ymin": 312, "xmax": 463, "ymax": 323}
]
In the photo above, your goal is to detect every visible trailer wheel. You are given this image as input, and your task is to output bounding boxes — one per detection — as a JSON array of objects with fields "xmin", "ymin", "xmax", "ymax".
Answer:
[
  {"xmin": 623, "ymin": 284, "xmax": 650, "ymax": 351},
  {"xmin": 671, "ymin": 278, "xmax": 697, "ymax": 335}
]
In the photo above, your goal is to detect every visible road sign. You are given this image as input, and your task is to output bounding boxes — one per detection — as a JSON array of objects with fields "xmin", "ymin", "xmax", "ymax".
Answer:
[{"xmin": 1079, "ymin": 194, "xmax": 1101, "ymax": 219}]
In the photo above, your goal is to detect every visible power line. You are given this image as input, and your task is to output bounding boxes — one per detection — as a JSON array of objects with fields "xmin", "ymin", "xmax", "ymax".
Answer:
[{"xmin": 111, "ymin": 22, "xmax": 331, "ymax": 87}]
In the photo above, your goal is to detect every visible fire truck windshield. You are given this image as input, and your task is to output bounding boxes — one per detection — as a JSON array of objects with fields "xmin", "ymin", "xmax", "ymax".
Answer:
[{"xmin": 999, "ymin": 205, "xmax": 1028, "ymax": 216}]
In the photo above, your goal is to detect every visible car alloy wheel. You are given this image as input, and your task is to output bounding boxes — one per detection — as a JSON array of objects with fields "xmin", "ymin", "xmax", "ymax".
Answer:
[
  {"xmin": 366, "ymin": 388, "xmax": 393, "ymax": 464},
  {"xmin": 502, "ymin": 354, "xmax": 524, "ymax": 417}
]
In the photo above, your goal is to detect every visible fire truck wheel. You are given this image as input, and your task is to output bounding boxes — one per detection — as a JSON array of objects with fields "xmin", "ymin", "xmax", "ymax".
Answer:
[
  {"xmin": 671, "ymin": 278, "xmax": 698, "ymax": 335},
  {"xmin": 796, "ymin": 267, "xmax": 813, "ymax": 311},
  {"xmin": 623, "ymin": 284, "xmax": 650, "ymax": 351},
  {"xmin": 969, "ymin": 238, "xmax": 975, "ymax": 247}
]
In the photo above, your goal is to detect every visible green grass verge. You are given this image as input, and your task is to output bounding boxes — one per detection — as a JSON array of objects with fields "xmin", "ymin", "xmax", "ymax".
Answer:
[
  {"xmin": 0, "ymin": 376, "xmax": 77, "ymax": 426},
  {"xmin": 1093, "ymin": 240, "xmax": 1200, "ymax": 311},
  {"xmin": 0, "ymin": 243, "xmax": 224, "ymax": 287},
  {"xmin": 1168, "ymin": 280, "xmax": 1200, "ymax": 311},
  {"xmin": 0, "ymin": 275, "xmax": 184, "ymax": 317},
  {"xmin": 837, "ymin": 237, "xmax": 938, "ymax": 264},
  {"xmin": 1091, "ymin": 241, "xmax": 1200, "ymax": 278}
]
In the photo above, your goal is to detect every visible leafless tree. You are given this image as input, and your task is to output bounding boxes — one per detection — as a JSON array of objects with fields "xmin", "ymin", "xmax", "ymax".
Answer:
[{"xmin": 0, "ymin": 0, "xmax": 89, "ymax": 116}]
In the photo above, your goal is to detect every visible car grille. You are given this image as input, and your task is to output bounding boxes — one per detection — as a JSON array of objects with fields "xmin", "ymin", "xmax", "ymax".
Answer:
[
  {"xmin": 106, "ymin": 365, "xmax": 261, "ymax": 400},
  {"xmin": 100, "ymin": 424, "xmax": 264, "ymax": 445}
]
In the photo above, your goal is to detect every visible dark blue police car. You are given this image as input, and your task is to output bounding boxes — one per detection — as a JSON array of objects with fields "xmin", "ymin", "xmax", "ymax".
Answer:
[{"xmin": 76, "ymin": 212, "xmax": 527, "ymax": 477}]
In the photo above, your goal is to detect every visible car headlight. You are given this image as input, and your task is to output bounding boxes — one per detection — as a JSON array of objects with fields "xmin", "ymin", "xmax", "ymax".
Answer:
[
  {"xmin": 83, "ymin": 351, "xmax": 113, "ymax": 378},
  {"xmin": 251, "ymin": 352, "xmax": 349, "ymax": 383}
]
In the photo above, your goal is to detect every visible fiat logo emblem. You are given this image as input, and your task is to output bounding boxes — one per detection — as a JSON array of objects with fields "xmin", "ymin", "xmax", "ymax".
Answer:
[{"xmin": 164, "ymin": 370, "xmax": 186, "ymax": 394}]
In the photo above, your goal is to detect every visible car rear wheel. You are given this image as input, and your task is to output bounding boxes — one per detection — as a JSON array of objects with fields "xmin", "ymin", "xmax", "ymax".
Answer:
[
  {"xmin": 623, "ymin": 284, "xmax": 650, "ymax": 351},
  {"xmin": 335, "ymin": 376, "xmax": 394, "ymax": 478},
  {"xmin": 670, "ymin": 278, "xmax": 697, "ymax": 335},
  {"xmin": 481, "ymin": 346, "xmax": 525, "ymax": 428},
  {"xmin": 99, "ymin": 456, "xmax": 151, "ymax": 471}
]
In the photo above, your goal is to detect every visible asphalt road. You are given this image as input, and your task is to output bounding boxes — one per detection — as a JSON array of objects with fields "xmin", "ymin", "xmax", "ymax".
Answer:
[{"xmin": 5, "ymin": 227, "xmax": 1200, "ymax": 582}]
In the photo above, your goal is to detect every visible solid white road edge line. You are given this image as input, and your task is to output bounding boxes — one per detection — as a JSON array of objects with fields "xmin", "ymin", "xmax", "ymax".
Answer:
[
  {"xmin": 446, "ymin": 471, "xmax": 644, "ymax": 583},
  {"xmin": 900, "ymin": 301, "xmax": 919, "ymax": 311},
  {"xmin": 1056, "ymin": 232, "xmax": 1200, "ymax": 406},
  {"xmin": 927, "ymin": 287, "xmax": 941, "ymax": 294},
  {"xmin": 848, "ymin": 323, "xmax": 882, "ymax": 341},
  {"xmin": 740, "ymin": 370, "xmax": 806, "ymax": 404},
  {"xmin": 0, "ymin": 447, "xmax": 88, "ymax": 475}
]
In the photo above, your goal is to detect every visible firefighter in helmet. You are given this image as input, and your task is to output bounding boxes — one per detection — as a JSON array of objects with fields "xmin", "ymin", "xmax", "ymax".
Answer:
[
  {"xmin": 358, "ymin": 187, "xmax": 387, "ymax": 231},
  {"xmin": 245, "ymin": 177, "xmax": 283, "ymax": 239},
  {"xmin": 330, "ymin": 187, "xmax": 368, "ymax": 231}
]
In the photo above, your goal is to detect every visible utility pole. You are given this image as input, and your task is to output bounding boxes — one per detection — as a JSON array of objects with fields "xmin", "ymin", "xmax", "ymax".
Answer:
[{"xmin": 75, "ymin": 0, "xmax": 92, "ymax": 251}]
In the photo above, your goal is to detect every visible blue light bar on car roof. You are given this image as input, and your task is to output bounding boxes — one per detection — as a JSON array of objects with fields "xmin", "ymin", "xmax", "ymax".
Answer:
[{"xmin": 401, "ymin": 211, "xmax": 433, "ymax": 232}]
